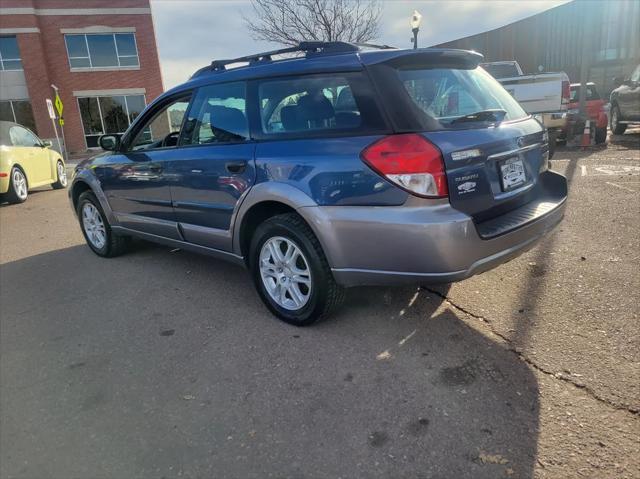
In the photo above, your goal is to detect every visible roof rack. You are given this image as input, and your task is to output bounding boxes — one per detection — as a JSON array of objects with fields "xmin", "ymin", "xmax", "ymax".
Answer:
[{"xmin": 191, "ymin": 41, "xmax": 396, "ymax": 78}]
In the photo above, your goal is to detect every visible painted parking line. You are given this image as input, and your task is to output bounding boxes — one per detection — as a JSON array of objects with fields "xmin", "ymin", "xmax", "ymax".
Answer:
[
  {"xmin": 580, "ymin": 164, "xmax": 640, "ymax": 177},
  {"xmin": 605, "ymin": 181, "xmax": 639, "ymax": 192}
]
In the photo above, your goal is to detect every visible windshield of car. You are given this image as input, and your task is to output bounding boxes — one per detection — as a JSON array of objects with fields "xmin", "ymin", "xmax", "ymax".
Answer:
[
  {"xmin": 397, "ymin": 66, "xmax": 528, "ymax": 128},
  {"xmin": 570, "ymin": 85, "xmax": 600, "ymax": 102}
]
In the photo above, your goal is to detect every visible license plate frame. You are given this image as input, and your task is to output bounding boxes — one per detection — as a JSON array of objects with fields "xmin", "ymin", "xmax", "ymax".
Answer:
[{"xmin": 499, "ymin": 156, "xmax": 527, "ymax": 191}]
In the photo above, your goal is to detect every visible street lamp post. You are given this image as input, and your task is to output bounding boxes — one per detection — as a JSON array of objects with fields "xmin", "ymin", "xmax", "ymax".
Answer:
[{"xmin": 410, "ymin": 10, "xmax": 422, "ymax": 49}]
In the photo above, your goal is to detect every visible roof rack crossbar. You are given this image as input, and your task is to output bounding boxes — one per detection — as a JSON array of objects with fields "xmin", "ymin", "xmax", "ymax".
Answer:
[{"xmin": 191, "ymin": 41, "xmax": 392, "ymax": 78}]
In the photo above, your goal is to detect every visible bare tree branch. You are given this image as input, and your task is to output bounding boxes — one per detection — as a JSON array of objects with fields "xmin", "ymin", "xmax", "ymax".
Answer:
[{"xmin": 243, "ymin": 0, "xmax": 382, "ymax": 47}]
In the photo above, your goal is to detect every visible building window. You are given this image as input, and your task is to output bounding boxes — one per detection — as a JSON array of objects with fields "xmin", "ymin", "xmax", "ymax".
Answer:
[
  {"xmin": 65, "ymin": 33, "xmax": 139, "ymax": 69},
  {"xmin": 0, "ymin": 100, "xmax": 36, "ymax": 133},
  {"xmin": 0, "ymin": 36, "xmax": 23, "ymax": 71},
  {"xmin": 77, "ymin": 94, "xmax": 145, "ymax": 148}
]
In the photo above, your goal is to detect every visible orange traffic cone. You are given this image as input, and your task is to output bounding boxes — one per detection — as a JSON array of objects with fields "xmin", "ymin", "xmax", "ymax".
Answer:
[{"xmin": 581, "ymin": 120, "xmax": 591, "ymax": 148}]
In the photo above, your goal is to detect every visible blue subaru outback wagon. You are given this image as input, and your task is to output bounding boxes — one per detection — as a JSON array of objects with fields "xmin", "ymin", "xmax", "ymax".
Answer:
[{"xmin": 70, "ymin": 42, "xmax": 567, "ymax": 325}]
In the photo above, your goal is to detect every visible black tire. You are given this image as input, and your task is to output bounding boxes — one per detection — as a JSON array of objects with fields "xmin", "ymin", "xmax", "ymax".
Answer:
[
  {"xmin": 52, "ymin": 160, "xmax": 68, "ymax": 189},
  {"xmin": 77, "ymin": 191, "xmax": 129, "ymax": 257},
  {"xmin": 5, "ymin": 166, "xmax": 28, "ymax": 204},
  {"xmin": 610, "ymin": 105, "xmax": 627, "ymax": 135},
  {"xmin": 249, "ymin": 212, "xmax": 345, "ymax": 326},
  {"xmin": 595, "ymin": 127, "xmax": 607, "ymax": 144},
  {"xmin": 548, "ymin": 130, "xmax": 557, "ymax": 159}
]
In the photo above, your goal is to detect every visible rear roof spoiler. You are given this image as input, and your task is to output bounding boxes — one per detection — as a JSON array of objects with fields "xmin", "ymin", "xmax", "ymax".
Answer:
[{"xmin": 361, "ymin": 48, "xmax": 484, "ymax": 69}]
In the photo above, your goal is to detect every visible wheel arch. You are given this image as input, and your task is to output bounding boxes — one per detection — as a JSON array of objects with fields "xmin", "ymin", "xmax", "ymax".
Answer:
[
  {"xmin": 68, "ymin": 174, "xmax": 117, "ymax": 224},
  {"xmin": 10, "ymin": 163, "xmax": 28, "ymax": 188},
  {"xmin": 232, "ymin": 182, "xmax": 332, "ymax": 265},
  {"xmin": 71, "ymin": 179, "xmax": 92, "ymax": 211}
]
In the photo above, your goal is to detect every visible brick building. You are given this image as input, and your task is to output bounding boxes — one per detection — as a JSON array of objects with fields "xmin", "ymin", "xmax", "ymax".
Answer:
[{"xmin": 0, "ymin": 0, "xmax": 163, "ymax": 153}]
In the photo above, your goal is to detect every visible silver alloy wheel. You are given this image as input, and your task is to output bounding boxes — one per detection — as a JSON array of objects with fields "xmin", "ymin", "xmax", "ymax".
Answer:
[
  {"xmin": 259, "ymin": 236, "xmax": 312, "ymax": 311},
  {"xmin": 82, "ymin": 202, "xmax": 107, "ymax": 249},
  {"xmin": 12, "ymin": 169, "xmax": 27, "ymax": 200},
  {"xmin": 57, "ymin": 161, "xmax": 67, "ymax": 187}
]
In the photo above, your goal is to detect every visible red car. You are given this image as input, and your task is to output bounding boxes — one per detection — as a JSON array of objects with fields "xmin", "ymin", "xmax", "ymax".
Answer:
[{"xmin": 566, "ymin": 82, "xmax": 608, "ymax": 144}]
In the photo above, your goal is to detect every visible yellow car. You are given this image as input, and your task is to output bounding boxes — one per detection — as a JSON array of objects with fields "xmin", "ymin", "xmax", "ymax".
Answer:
[{"xmin": 0, "ymin": 121, "xmax": 67, "ymax": 203}]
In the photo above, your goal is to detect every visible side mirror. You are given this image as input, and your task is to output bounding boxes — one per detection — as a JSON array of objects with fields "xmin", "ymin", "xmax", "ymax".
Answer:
[
  {"xmin": 42, "ymin": 140, "xmax": 53, "ymax": 148},
  {"xmin": 99, "ymin": 134, "xmax": 120, "ymax": 151}
]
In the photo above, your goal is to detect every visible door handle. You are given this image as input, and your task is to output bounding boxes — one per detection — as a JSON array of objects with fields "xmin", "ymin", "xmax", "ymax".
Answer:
[{"xmin": 225, "ymin": 160, "xmax": 247, "ymax": 173}]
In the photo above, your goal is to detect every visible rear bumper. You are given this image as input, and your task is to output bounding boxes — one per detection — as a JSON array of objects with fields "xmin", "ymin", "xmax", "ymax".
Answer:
[
  {"xmin": 301, "ymin": 171, "xmax": 567, "ymax": 287},
  {"xmin": 541, "ymin": 111, "xmax": 568, "ymax": 130},
  {"xmin": 0, "ymin": 176, "xmax": 9, "ymax": 194}
]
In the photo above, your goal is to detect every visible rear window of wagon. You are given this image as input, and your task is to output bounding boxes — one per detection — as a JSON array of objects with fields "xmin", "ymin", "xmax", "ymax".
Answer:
[{"xmin": 397, "ymin": 66, "xmax": 528, "ymax": 129}]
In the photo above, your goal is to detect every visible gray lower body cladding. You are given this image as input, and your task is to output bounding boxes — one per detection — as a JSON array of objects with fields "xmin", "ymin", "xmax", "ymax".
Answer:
[{"xmin": 300, "ymin": 171, "xmax": 567, "ymax": 287}]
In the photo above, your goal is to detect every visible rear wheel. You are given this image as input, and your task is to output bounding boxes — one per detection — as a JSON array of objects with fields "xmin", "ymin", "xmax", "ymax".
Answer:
[
  {"xmin": 595, "ymin": 127, "xmax": 607, "ymax": 144},
  {"xmin": 610, "ymin": 105, "xmax": 627, "ymax": 135},
  {"xmin": 5, "ymin": 167, "xmax": 28, "ymax": 204},
  {"xmin": 52, "ymin": 160, "xmax": 68, "ymax": 189},
  {"xmin": 249, "ymin": 213, "xmax": 344, "ymax": 326},
  {"xmin": 77, "ymin": 191, "xmax": 129, "ymax": 257}
]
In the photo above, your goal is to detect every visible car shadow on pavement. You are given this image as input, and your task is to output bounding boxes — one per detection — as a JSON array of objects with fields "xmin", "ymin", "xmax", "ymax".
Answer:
[
  {"xmin": 0, "ymin": 187, "xmax": 53, "ymax": 207},
  {"xmin": 608, "ymin": 129, "xmax": 640, "ymax": 149},
  {"xmin": 506, "ymin": 153, "xmax": 579, "ymax": 353},
  {"xmin": 1, "ymin": 244, "xmax": 539, "ymax": 478}
]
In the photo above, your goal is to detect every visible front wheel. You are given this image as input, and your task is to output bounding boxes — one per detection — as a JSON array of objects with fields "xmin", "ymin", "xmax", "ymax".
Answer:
[
  {"xmin": 77, "ymin": 191, "xmax": 129, "ymax": 257},
  {"xmin": 52, "ymin": 160, "xmax": 68, "ymax": 189},
  {"xmin": 249, "ymin": 213, "xmax": 345, "ymax": 326},
  {"xmin": 610, "ymin": 105, "xmax": 627, "ymax": 135}
]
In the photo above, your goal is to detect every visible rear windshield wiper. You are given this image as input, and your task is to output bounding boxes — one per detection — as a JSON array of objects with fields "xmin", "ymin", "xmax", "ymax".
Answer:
[{"xmin": 450, "ymin": 109, "xmax": 507, "ymax": 124}]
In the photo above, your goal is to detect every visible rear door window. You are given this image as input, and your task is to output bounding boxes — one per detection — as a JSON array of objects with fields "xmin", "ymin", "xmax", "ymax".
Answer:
[
  {"xmin": 256, "ymin": 73, "xmax": 386, "ymax": 137},
  {"xmin": 398, "ymin": 67, "xmax": 528, "ymax": 128},
  {"xmin": 181, "ymin": 82, "xmax": 248, "ymax": 145}
]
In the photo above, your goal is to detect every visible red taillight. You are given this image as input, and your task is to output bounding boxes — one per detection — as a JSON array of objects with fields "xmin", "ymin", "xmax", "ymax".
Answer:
[
  {"xmin": 0, "ymin": 172, "xmax": 7, "ymax": 178},
  {"xmin": 562, "ymin": 80, "xmax": 570, "ymax": 104},
  {"xmin": 361, "ymin": 134, "xmax": 448, "ymax": 198}
]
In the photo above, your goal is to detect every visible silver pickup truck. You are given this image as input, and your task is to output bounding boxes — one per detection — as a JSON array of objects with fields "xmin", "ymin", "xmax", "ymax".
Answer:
[{"xmin": 481, "ymin": 61, "xmax": 570, "ymax": 139}]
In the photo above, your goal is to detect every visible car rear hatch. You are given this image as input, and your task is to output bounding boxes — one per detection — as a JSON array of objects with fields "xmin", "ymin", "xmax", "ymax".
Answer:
[
  {"xmin": 363, "ymin": 48, "xmax": 565, "ymax": 234},
  {"xmin": 423, "ymin": 123, "xmax": 548, "ymax": 223}
]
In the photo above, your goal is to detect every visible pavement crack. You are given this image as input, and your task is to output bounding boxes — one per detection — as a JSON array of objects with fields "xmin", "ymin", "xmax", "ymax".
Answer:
[{"xmin": 423, "ymin": 287, "xmax": 640, "ymax": 417}]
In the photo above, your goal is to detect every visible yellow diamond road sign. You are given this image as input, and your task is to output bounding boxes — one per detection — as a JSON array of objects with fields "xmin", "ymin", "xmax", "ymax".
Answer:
[
  {"xmin": 54, "ymin": 93, "xmax": 64, "ymax": 126},
  {"xmin": 54, "ymin": 93, "xmax": 63, "ymax": 115}
]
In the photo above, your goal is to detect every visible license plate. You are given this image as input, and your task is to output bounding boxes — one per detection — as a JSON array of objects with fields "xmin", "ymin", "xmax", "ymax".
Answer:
[{"xmin": 500, "ymin": 157, "xmax": 526, "ymax": 191}]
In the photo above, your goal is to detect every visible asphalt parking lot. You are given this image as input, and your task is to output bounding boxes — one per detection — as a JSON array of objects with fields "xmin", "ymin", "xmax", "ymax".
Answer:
[{"xmin": 1, "ymin": 131, "xmax": 639, "ymax": 479}]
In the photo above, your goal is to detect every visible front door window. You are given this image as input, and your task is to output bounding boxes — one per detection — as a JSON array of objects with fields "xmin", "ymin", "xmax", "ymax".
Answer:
[{"xmin": 128, "ymin": 96, "xmax": 190, "ymax": 150}]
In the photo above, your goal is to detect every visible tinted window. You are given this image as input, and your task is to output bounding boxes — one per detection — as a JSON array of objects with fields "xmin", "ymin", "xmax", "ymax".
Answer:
[
  {"xmin": 12, "ymin": 101, "xmax": 36, "ymax": 132},
  {"xmin": 78, "ymin": 94, "xmax": 145, "ymax": 147},
  {"xmin": 65, "ymin": 33, "xmax": 139, "ymax": 69},
  {"xmin": 259, "ymin": 76, "xmax": 367, "ymax": 135},
  {"xmin": 182, "ymin": 82, "xmax": 248, "ymax": 145},
  {"xmin": 87, "ymin": 35, "xmax": 118, "ymax": 67},
  {"xmin": 631, "ymin": 66, "xmax": 640, "ymax": 82},
  {"xmin": 78, "ymin": 97, "xmax": 103, "ymax": 147},
  {"xmin": 398, "ymin": 67, "xmax": 528, "ymax": 127},
  {"xmin": 129, "ymin": 96, "xmax": 191, "ymax": 150},
  {"xmin": 0, "ymin": 36, "xmax": 22, "ymax": 71},
  {"xmin": 0, "ymin": 100, "xmax": 37, "ymax": 133},
  {"xmin": 100, "ymin": 96, "xmax": 129, "ymax": 133}
]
